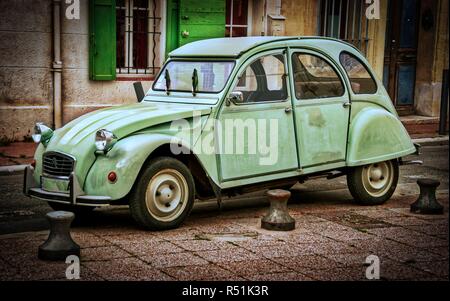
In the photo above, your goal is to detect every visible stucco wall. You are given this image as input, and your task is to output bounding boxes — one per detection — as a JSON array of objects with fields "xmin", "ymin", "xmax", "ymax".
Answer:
[
  {"xmin": 0, "ymin": 0, "xmax": 152, "ymax": 142},
  {"xmin": 0, "ymin": 0, "xmax": 53, "ymax": 142},
  {"xmin": 61, "ymin": 0, "xmax": 152, "ymax": 124},
  {"xmin": 415, "ymin": 0, "xmax": 449, "ymax": 117}
]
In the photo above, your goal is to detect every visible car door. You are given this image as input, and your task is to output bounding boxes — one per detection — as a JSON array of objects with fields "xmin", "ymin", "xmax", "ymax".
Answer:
[
  {"xmin": 217, "ymin": 50, "xmax": 298, "ymax": 181},
  {"xmin": 289, "ymin": 49, "xmax": 350, "ymax": 169}
]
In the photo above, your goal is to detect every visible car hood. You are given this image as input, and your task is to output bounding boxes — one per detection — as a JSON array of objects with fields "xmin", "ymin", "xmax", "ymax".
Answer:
[
  {"xmin": 43, "ymin": 101, "xmax": 211, "ymax": 185},
  {"xmin": 50, "ymin": 101, "xmax": 211, "ymax": 148}
]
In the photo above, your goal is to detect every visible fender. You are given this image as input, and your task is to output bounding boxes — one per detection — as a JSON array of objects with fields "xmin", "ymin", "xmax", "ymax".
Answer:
[
  {"xmin": 84, "ymin": 134, "xmax": 193, "ymax": 200},
  {"xmin": 347, "ymin": 107, "xmax": 416, "ymax": 166}
]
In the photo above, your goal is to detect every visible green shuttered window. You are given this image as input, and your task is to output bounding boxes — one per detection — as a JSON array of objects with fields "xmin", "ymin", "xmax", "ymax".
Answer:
[{"xmin": 89, "ymin": 0, "xmax": 116, "ymax": 80}]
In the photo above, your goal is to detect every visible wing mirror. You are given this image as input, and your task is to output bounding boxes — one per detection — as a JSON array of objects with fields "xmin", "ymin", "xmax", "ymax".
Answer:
[
  {"xmin": 227, "ymin": 91, "xmax": 244, "ymax": 105},
  {"xmin": 133, "ymin": 81, "xmax": 145, "ymax": 102}
]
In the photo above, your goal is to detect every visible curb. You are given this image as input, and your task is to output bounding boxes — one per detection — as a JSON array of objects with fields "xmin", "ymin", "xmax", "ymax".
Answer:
[
  {"xmin": 0, "ymin": 136, "xmax": 447, "ymax": 176},
  {"xmin": 0, "ymin": 164, "xmax": 27, "ymax": 176},
  {"xmin": 412, "ymin": 135, "xmax": 449, "ymax": 146}
]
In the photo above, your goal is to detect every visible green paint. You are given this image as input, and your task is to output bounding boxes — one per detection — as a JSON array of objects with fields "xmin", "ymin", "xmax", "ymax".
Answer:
[
  {"xmin": 32, "ymin": 37, "xmax": 416, "ymax": 202},
  {"xmin": 89, "ymin": 0, "xmax": 116, "ymax": 80}
]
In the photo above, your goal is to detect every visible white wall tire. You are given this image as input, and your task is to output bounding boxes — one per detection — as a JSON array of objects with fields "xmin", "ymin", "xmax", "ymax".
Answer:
[
  {"xmin": 347, "ymin": 160, "xmax": 399, "ymax": 205},
  {"xmin": 130, "ymin": 157, "xmax": 195, "ymax": 230}
]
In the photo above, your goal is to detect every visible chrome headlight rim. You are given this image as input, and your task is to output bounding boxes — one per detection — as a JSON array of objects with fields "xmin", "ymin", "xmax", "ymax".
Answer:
[
  {"xmin": 32, "ymin": 122, "xmax": 53, "ymax": 145},
  {"xmin": 95, "ymin": 129, "xmax": 117, "ymax": 153}
]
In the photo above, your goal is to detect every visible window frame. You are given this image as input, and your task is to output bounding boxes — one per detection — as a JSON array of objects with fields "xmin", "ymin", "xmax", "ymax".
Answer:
[
  {"xmin": 225, "ymin": 0, "xmax": 253, "ymax": 37},
  {"xmin": 339, "ymin": 51, "xmax": 379, "ymax": 95},
  {"xmin": 229, "ymin": 50, "xmax": 290, "ymax": 105},
  {"xmin": 291, "ymin": 51, "xmax": 346, "ymax": 101},
  {"xmin": 115, "ymin": 0, "xmax": 162, "ymax": 77},
  {"xmin": 152, "ymin": 59, "xmax": 237, "ymax": 94}
]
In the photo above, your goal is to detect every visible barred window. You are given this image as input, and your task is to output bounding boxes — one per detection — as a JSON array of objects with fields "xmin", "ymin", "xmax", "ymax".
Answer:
[
  {"xmin": 319, "ymin": 0, "xmax": 370, "ymax": 55},
  {"xmin": 116, "ymin": 0, "xmax": 162, "ymax": 75},
  {"xmin": 225, "ymin": 0, "xmax": 251, "ymax": 37}
]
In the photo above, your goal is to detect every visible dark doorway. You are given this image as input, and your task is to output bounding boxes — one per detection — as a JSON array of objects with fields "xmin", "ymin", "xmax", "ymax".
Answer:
[{"xmin": 383, "ymin": 0, "xmax": 421, "ymax": 115}]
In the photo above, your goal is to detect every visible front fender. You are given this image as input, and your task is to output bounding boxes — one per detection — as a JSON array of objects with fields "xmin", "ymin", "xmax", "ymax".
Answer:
[
  {"xmin": 84, "ymin": 134, "xmax": 185, "ymax": 200},
  {"xmin": 347, "ymin": 107, "xmax": 416, "ymax": 166}
]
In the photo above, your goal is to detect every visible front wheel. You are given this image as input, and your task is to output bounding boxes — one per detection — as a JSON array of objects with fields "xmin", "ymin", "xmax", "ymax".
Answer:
[
  {"xmin": 347, "ymin": 160, "xmax": 399, "ymax": 205},
  {"xmin": 129, "ymin": 157, "xmax": 195, "ymax": 230}
]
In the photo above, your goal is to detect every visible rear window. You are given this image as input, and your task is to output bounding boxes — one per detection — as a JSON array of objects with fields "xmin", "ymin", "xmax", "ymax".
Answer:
[{"xmin": 339, "ymin": 52, "xmax": 377, "ymax": 94}]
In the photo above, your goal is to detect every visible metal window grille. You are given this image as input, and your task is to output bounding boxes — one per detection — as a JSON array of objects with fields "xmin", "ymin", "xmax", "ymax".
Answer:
[
  {"xmin": 319, "ymin": 0, "xmax": 370, "ymax": 55},
  {"xmin": 116, "ymin": 0, "xmax": 161, "ymax": 75},
  {"xmin": 226, "ymin": 0, "xmax": 250, "ymax": 37}
]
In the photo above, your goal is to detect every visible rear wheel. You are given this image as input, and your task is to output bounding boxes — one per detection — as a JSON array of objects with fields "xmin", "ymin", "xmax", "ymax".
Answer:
[
  {"xmin": 129, "ymin": 157, "xmax": 195, "ymax": 230},
  {"xmin": 347, "ymin": 160, "xmax": 399, "ymax": 205}
]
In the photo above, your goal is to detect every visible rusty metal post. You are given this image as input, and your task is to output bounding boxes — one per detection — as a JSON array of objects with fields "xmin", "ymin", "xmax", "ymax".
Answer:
[
  {"xmin": 410, "ymin": 179, "xmax": 444, "ymax": 215},
  {"xmin": 439, "ymin": 69, "xmax": 449, "ymax": 135},
  {"xmin": 261, "ymin": 189, "xmax": 295, "ymax": 231},
  {"xmin": 38, "ymin": 211, "xmax": 80, "ymax": 261}
]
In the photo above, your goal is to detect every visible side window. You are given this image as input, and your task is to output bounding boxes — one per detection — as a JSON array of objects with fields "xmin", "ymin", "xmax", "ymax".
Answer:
[
  {"xmin": 292, "ymin": 53, "xmax": 344, "ymax": 100},
  {"xmin": 232, "ymin": 54, "xmax": 287, "ymax": 103},
  {"xmin": 340, "ymin": 52, "xmax": 378, "ymax": 94}
]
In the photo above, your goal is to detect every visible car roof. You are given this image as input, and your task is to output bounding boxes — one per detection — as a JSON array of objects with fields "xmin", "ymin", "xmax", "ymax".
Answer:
[{"xmin": 168, "ymin": 36, "xmax": 358, "ymax": 58}]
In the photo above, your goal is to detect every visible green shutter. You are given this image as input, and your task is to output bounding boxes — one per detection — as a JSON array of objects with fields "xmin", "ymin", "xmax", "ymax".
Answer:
[
  {"xmin": 89, "ymin": 0, "xmax": 116, "ymax": 80},
  {"xmin": 178, "ymin": 0, "xmax": 225, "ymax": 46}
]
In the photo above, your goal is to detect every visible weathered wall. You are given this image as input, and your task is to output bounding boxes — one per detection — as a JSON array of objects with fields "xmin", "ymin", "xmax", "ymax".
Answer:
[
  {"xmin": 0, "ymin": 0, "xmax": 152, "ymax": 141},
  {"xmin": 61, "ymin": 0, "xmax": 152, "ymax": 124},
  {"xmin": 0, "ymin": 0, "xmax": 53, "ymax": 142},
  {"xmin": 415, "ymin": 0, "xmax": 449, "ymax": 117},
  {"xmin": 281, "ymin": 0, "xmax": 318, "ymax": 36}
]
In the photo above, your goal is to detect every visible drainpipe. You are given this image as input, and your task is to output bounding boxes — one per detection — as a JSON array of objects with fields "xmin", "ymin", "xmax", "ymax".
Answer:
[{"xmin": 52, "ymin": 0, "xmax": 63, "ymax": 129}]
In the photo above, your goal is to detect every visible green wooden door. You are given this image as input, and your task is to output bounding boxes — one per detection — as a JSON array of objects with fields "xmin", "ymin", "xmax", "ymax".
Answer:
[
  {"xmin": 166, "ymin": 0, "xmax": 225, "ymax": 56},
  {"xmin": 89, "ymin": 0, "xmax": 116, "ymax": 80}
]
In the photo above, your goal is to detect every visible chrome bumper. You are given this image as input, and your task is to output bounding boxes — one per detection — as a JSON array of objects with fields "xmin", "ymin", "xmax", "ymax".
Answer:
[{"xmin": 23, "ymin": 166, "xmax": 110, "ymax": 207}]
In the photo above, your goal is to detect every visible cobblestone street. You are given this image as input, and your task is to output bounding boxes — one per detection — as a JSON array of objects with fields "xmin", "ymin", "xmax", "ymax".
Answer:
[{"xmin": 0, "ymin": 145, "xmax": 448, "ymax": 281}]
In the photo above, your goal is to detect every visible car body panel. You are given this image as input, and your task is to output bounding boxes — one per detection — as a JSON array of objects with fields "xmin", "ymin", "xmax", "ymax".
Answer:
[{"xmin": 26, "ymin": 36, "xmax": 417, "ymax": 204}]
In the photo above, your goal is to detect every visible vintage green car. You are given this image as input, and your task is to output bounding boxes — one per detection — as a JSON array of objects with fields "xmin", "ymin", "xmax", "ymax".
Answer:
[{"xmin": 24, "ymin": 36, "xmax": 419, "ymax": 230}]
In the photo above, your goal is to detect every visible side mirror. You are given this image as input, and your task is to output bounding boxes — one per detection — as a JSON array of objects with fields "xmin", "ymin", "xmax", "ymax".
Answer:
[
  {"xmin": 133, "ymin": 81, "xmax": 145, "ymax": 102},
  {"xmin": 228, "ymin": 91, "xmax": 244, "ymax": 105}
]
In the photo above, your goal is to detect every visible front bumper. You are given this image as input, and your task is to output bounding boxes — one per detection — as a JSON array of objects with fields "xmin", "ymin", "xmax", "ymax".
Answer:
[{"xmin": 23, "ymin": 166, "xmax": 111, "ymax": 207}]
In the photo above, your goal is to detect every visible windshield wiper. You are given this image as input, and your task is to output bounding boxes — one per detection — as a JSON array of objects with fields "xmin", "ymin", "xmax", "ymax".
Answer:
[
  {"xmin": 191, "ymin": 68, "xmax": 198, "ymax": 96},
  {"xmin": 164, "ymin": 69, "xmax": 171, "ymax": 95}
]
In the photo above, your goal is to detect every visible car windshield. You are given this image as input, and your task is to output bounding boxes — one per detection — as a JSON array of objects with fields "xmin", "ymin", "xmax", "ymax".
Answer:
[{"xmin": 153, "ymin": 61, "xmax": 235, "ymax": 93}]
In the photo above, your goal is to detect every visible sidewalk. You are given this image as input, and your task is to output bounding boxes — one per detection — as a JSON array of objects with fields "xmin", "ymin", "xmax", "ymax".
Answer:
[
  {"xmin": 0, "ymin": 136, "xmax": 448, "ymax": 174},
  {"xmin": 0, "ymin": 189, "xmax": 448, "ymax": 281}
]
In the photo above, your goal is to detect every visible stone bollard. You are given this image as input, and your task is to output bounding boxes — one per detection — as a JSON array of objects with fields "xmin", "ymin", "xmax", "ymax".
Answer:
[
  {"xmin": 38, "ymin": 211, "xmax": 80, "ymax": 261},
  {"xmin": 410, "ymin": 179, "xmax": 444, "ymax": 215},
  {"xmin": 261, "ymin": 189, "xmax": 295, "ymax": 231}
]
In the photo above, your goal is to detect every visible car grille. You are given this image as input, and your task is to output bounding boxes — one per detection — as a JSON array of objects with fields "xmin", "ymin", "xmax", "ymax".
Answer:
[{"xmin": 42, "ymin": 152, "xmax": 74, "ymax": 178}]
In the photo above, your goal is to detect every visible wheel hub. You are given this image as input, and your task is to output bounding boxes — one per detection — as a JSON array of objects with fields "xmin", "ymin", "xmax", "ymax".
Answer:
[{"xmin": 145, "ymin": 169, "xmax": 188, "ymax": 222}]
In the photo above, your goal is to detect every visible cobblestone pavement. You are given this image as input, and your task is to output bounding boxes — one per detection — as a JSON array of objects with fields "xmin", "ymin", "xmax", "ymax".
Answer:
[
  {"xmin": 0, "ymin": 191, "xmax": 447, "ymax": 281},
  {"xmin": 0, "ymin": 145, "xmax": 448, "ymax": 281}
]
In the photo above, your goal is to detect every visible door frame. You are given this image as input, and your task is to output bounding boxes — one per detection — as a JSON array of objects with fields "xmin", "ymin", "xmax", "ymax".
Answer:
[
  {"xmin": 216, "ymin": 48, "xmax": 299, "ymax": 183},
  {"xmin": 384, "ymin": 0, "xmax": 421, "ymax": 115},
  {"xmin": 287, "ymin": 46, "xmax": 352, "ymax": 171}
]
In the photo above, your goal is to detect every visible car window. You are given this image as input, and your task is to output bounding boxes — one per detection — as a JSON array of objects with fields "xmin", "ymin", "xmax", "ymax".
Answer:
[
  {"xmin": 232, "ymin": 54, "xmax": 288, "ymax": 103},
  {"xmin": 292, "ymin": 53, "xmax": 345, "ymax": 100},
  {"xmin": 339, "ymin": 52, "xmax": 378, "ymax": 94}
]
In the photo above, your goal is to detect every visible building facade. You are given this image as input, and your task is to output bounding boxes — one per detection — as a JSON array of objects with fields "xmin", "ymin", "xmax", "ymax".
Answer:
[{"xmin": 0, "ymin": 0, "xmax": 448, "ymax": 142}]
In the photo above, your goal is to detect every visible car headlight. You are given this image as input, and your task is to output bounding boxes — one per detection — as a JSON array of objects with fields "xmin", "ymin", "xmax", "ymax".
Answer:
[
  {"xmin": 95, "ymin": 129, "xmax": 117, "ymax": 153},
  {"xmin": 32, "ymin": 122, "xmax": 53, "ymax": 145}
]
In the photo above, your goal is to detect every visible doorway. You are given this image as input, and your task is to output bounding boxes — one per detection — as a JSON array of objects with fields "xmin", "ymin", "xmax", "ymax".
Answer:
[{"xmin": 383, "ymin": 0, "xmax": 421, "ymax": 115}]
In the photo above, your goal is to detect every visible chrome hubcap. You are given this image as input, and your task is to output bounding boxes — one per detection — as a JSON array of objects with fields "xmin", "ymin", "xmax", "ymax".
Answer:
[
  {"xmin": 145, "ymin": 169, "xmax": 188, "ymax": 222},
  {"xmin": 362, "ymin": 161, "xmax": 394, "ymax": 197}
]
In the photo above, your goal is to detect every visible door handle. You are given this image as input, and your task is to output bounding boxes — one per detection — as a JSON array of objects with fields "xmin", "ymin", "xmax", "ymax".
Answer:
[
  {"xmin": 285, "ymin": 107, "xmax": 292, "ymax": 113},
  {"xmin": 343, "ymin": 102, "xmax": 351, "ymax": 108}
]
